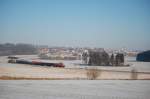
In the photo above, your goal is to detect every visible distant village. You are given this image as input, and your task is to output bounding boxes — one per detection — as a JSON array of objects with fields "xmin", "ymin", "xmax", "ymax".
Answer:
[{"xmin": 38, "ymin": 46, "xmax": 139, "ymax": 60}]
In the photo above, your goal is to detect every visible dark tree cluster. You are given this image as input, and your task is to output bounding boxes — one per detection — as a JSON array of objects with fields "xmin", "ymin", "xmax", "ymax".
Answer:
[
  {"xmin": 82, "ymin": 50, "xmax": 124, "ymax": 66},
  {"xmin": 88, "ymin": 51, "xmax": 109, "ymax": 66},
  {"xmin": 114, "ymin": 53, "xmax": 124, "ymax": 66},
  {"xmin": 0, "ymin": 43, "xmax": 37, "ymax": 56},
  {"xmin": 136, "ymin": 50, "xmax": 150, "ymax": 62}
]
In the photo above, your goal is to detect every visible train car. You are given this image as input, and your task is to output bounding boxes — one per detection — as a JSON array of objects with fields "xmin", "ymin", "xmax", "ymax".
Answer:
[
  {"xmin": 16, "ymin": 59, "xmax": 31, "ymax": 64},
  {"xmin": 31, "ymin": 60, "xmax": 65, "ymax": 67},
  {"xmin": 9, "ymin": 59, "xmax": 65, "ymax": 67}
]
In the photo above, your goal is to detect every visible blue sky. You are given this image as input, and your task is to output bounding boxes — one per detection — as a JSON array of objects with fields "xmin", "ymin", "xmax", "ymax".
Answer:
[{"xmin": 0, "ymin": 0, "xmax": 150, "ymax": 50}]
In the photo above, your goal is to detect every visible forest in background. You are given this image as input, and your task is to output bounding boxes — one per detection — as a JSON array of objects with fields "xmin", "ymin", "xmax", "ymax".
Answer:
[{"xmin": 0, "ymin": 43, "xmax": 38, "ymax": 56}]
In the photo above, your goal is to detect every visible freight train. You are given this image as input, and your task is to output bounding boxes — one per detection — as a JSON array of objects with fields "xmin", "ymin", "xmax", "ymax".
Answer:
[{"xmin": 8, "ymin": 57, "xmax": 65, "ymax": 67}]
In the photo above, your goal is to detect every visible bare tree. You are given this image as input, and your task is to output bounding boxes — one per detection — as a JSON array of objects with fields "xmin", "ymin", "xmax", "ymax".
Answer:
[
  {"xmin": 88, "ymin": 51, "xmax": 109, "ymax": 66},
  {"xmin": 110, "ymin": 54, "xmax": 114, "ymax": 66},
  {"xmin": 82, "ymin": 51, "xmax": 89, "ymax": 64},
  {"xmin": 86, "ymin": 68, "xmax": 101, "ymax": 80},
  {"xmin": 130, "ymin": 68, "xmax": 138, "ymax": 80},
  {"xmin": 115, "ymin": 53, "xmax": 124, "ymax": 66}
]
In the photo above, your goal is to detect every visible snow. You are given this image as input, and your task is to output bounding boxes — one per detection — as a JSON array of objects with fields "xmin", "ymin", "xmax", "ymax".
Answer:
[{"xmin": 0, "ymin": 80, "xmax": 150, "ymax": 99}]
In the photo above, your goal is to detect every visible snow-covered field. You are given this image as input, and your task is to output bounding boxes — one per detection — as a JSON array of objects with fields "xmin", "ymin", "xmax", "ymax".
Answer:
[
  {"xmin": 0, "ymin": 55, "xmax": 150, "ymax": 99},
  {"xmin": 0, "ymin": 55, "xmax": 150, "ymax": 79},
  {"xmin": 0, "ymin": 80, "xmax": 150, "ymax": 99},
  {"xmin": 0, "ymin": 55, "xmax": 150, "ymax": 72}
]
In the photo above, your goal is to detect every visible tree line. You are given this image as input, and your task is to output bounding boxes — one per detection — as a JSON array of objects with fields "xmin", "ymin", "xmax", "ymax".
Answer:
[
  {"xmin": 0, "ymin": 43, "xmax": 38, "ymax": 56},
  {"xmin": 82, "ymin": 50, "xmax": 124, "ymax": 66}
]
